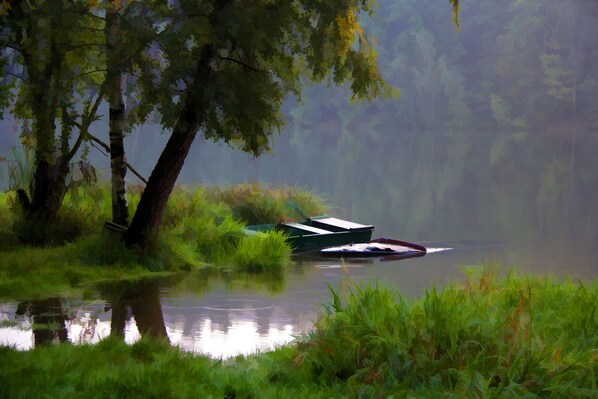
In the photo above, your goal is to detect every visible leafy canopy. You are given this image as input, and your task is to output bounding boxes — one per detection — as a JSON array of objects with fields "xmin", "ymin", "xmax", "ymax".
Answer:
[{"xmin": 132, "ymin": 0, "xmax": 394, "ymax": 156}]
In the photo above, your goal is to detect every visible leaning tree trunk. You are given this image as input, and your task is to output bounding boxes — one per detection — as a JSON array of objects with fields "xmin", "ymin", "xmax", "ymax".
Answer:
[
  {"xmin": 122, "ymin": 116, "xmax": 200, "ymax": 248},
  {"xmin": 106, "ymin": 5, "xmax": 129, "ymax": 227},
  {"xmin": 123, "ymin": 46, "xmax": 214, "ymax": 249}
]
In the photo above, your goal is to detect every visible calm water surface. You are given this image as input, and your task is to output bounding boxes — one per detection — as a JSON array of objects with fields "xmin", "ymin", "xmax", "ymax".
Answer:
[{"xmin": 1, "ymin": 242, "xmax": 595, "ymax": 358}]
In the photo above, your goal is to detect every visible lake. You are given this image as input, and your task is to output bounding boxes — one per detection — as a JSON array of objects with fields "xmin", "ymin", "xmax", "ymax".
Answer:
[{"xmin": 1, "ymin": 240, "xmax": 595, "ymax": 358}]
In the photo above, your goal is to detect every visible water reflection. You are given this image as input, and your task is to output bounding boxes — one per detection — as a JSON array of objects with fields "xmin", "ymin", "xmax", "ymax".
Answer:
[
  {"xmin": 100, "ymin": 279, "xmax": 168, "ymax": 340},
  {"xmin": 16, "ymin": 297, "xmax": 68, "ymax": 346},
  {"xmin": 1, "ymin": 243, "xmax": 595, "ymax": 357},
  {"xmin": 0, "ymin": 269, "xmax": 294, "ymax": 358}
]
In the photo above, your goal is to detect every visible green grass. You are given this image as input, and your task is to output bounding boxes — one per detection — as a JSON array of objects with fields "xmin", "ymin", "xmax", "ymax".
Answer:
[
  {"xmin": 0, "ymin": 182, "xmax": 326, "ymax": 300},
  {"xmin": 206, "ymin": 182, "xmax": 326, "ymax": 225},
  {"xmin": 234, "ymin": 230, "xmax": 292, "ymax": 274},
  {"xmin": 0, "ymin": 267, "xmax": 596, "ymax": 398},
  {"xmin": 0, "ymin": 240, "xmax": 171, "ymax": 300},
  {"xmin": 0, "ymin": 336, "xmax": 342, "ymax": 399},
  {"xmin": 286, "ymin": 265, "xmax": 598, "ymax": 397}
]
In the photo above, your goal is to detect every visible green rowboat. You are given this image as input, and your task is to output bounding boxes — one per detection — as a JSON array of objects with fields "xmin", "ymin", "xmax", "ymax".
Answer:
[{"xmin": 244, "ymin": 216, "xmax": 374, "ymax": 253}]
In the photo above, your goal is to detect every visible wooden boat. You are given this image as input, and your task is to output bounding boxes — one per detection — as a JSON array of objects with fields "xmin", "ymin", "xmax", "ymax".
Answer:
[
  {"xmin": 320, "ymin": 237, "xmax": 427, "ymax": 259},
  {"xmin": 244, "ymin": 216, "xmax": 374, "ymax": 253}
]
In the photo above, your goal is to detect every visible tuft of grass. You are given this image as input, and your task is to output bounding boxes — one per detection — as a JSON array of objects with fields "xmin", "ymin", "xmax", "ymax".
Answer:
[
  {"xmin": 233, "ymin": 230, "xmax": 292, "ymax": 274},
  {"xmin": 0, "ymin": 143, "xmax": 34, "ymax": 191}
]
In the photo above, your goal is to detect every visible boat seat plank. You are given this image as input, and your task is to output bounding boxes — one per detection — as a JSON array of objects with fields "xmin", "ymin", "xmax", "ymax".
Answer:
[
  {"xmin": 283, "ymin": 222, "xmax": 331, "ymax": 235},
  {"xmin": 309, "ymin": 217, "xmax": 374, "ymax": 231}
]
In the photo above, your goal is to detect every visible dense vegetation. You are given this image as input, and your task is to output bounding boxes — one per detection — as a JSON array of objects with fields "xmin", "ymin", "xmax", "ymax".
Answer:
[
  {"xmin": 0, "ymin": 182, "xmax": 324, "ymax": 299},
  {"xmin": 1, "ymin": 268, "xmax": 596, "ymax": 398}
]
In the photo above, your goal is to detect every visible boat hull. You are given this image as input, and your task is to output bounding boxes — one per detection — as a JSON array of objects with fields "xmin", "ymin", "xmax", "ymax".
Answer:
[
  {"xmin": 320, "ymin": 238, "xmax": 427, "ymax": 259},
  {"xmin": 244, "ymin": 216, "xmax": 374, "ymax": 253}
]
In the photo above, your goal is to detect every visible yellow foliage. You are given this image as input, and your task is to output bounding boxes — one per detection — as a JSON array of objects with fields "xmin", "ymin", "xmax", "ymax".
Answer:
[
  {"xmin": 335, "ymin": 9, "xmax": 362, "ymax": 56},
  {"xmin": 0, "ymin": 0, "xmax": 10, "ymax": 16}
]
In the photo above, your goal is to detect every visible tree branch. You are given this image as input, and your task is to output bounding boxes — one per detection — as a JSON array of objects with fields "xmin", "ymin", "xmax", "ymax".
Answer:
[
  {"xmin": 220, "ymin": 57, "xmax": 260, "ymax": 72},
  {"xmin": 88, "ymin": 133, "xmax": 148, "ymax": 184},
  {"xmin": 64, "ymin": 43, "xmax": 107, "ymax": 52},
  {"xmin": 84, "ymin": 11, "xmax": 107, "ymax": 22},
  {"xmin": 73, "ymin": 68, "xmax": 107, "ymax": 80},
  {"xmin": 69, "ymin": 125, "xmax": 148, "ymax": 185},
  {"xmin": 64, "ymin": 84, "xmax": 104, "ymax": 162},
  {"xmin": 82, "ymin": 83, "xmax": 106, "ymax": 128},
  {"xmin": 3, "ymin": 71, "xmax": 27, "ymax": 82}
]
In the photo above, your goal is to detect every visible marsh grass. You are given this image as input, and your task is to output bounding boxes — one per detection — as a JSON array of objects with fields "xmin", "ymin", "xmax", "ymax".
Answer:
[
  {"xmin": 0, "ymin": 267, "xmax": 595, "ymax": 398},
  {"xmin": 234, "ymin": 230, "xmax": 292, "ymax": 274},
  {"xmin": 287, "ymin": 265, "xmax": 598, "ymax": 397},
  {"xmin": 0, "ymin": 143, "xmax": 34, "ymax": 191},
  {"xmin": 207, "ymin": 182, "xmax": 325, "ymax": 224}
]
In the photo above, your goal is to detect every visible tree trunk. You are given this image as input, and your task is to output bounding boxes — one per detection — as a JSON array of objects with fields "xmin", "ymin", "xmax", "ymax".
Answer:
[
  {"xmin": 123, "ymin": 46, "xmax": 215, "ymax": 249},
  {"xmin": 15, "ymin": 2, "xmax": 71, "ymax": 242},
  {"xmin": 17, "ymin": 80, "xmax": 70, "ymax": 243},
  {"xmin": 129, "ymin": 284, "xmax": 168, "ymax": 340},
  {"xmin": 106, "ymin": 5, "xmax": 129, "ymax": 227},
  {"xmin": 17, "ymin": 298, "xmax": 68, "ymax": 347},
  {"xmin": 123, "ymin": 120, "xmax": 200, "ymax": 248}
]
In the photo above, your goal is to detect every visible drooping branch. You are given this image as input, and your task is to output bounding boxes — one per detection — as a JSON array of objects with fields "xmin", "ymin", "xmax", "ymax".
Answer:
[{"xmin": 88, "ymin": 135, "xmax": 147, "ymax": 184}]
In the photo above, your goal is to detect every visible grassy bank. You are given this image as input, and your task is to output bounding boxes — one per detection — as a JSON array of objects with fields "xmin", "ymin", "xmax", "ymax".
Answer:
[
  {"xmin": 1, "ymin": 268, "xmax": 596, "ymax": 398},
  {"xmin": 0, "ymin": 182, "xmax": 325, "ymax": 299}
]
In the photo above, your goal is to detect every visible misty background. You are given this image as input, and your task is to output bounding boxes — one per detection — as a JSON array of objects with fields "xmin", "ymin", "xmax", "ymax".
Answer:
[{"xmin": 1, "ymin": 0, "xmax": 597, "ymax": 248}]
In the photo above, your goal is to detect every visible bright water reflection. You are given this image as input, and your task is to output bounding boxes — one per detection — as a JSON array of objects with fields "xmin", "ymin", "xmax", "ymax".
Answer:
[
  {"xmin": 0, "ymin": 242, "xmax": 595, "ymax": 358},
  {"xmin": 0, "ymin": 296, "xmax": 304, "ymax": 358}
]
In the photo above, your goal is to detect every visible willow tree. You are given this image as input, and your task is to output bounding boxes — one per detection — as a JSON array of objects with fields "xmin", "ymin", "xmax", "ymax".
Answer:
[{"xmin": 121, "ymin": 0, "xmax": 400, "ymax": 248}]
